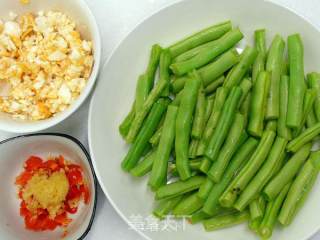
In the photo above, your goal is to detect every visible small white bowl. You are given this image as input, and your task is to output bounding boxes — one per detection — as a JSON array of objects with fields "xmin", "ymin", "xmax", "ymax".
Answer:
[
  {"xmin": 0, "ymin": 133, "xmax": 97, "ymax": 240},
  {"xmin": 0, "ymin": 0, "xmax": 101, "ymax": 133}
]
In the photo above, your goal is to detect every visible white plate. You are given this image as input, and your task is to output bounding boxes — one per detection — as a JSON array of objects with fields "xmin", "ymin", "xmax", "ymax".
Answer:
[{"xmin": 89, "ymin": 0, "xmax": 320, "ymax": 239}]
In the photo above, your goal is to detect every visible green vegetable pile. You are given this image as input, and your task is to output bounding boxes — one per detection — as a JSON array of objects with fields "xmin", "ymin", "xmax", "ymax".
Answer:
[{"xmin": 119, "ymin": 20, "xmax": 320, "ymax": 239}]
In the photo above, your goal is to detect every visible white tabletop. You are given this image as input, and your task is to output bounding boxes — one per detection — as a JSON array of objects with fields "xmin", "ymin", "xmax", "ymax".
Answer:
[{"xmin": 1, "ymin": 0, "xmax": 320, "ymax": 239}]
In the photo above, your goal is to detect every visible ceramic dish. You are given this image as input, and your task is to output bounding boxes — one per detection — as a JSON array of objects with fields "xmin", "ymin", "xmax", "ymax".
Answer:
[
  {"xmin": 0, "ymin": 0, "xmax": 101, "ymax": 133},
  {"xmin": 89, "ymin": 0, "xmax": 320, "ymax": 239},
  {"xmin": 0, "ymin": 133, "xmax": 97, "ymax": 240}
]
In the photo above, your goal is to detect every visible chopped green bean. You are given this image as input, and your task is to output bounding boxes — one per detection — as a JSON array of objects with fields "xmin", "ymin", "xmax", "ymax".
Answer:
[
  {"xmin": 277, "ymin": 75, "xmax": 292, "ymax": 140},
  {"xmin": 175, "ymin": 73, "xmax": 201, "ymax": 180},
  {"xmin": 264, "ymin": 143, "xmax": 312, "ymax": 200},
  {"xmin": 248, "ymin": 71, "xmax": 270, "ymax": 137},
  {"xmin": 234, "ymin": 137, "xmax": 287, "ymax": 211},
  {"xmin": 170, "ymin": 28, "xmax": 243, "ymax": 76},
  {"xmin": 223, "ymin": 46, "xmax": 258, "ymax": 90},
  {"xmin": 149, "ymin": 106, "xmax": 178, "ymax": 190},
  {"xmin": 126, "ymin": 81, "xmax": 168, "ymax": 143},
  {"xmin": 287, "ymin": 34, "xmax": 306, "ymax": 128},
  {"xmin": 287, "ymin": 122, "xmax": 320, "ymax": 152},
  {"xmin": 155, "ymin": 176, "xmax": 206, "ymax": 200},
  {"xmin": 203, "ymin": 138, "xmax": 258, "ymax": 215},
  {"xmin": 219, "ymin": 130, "xmax": 276, "ymax": 207},
  {"xmin": 203, "ymin": 211, "xmax": 249, "ymax": 231},
  {"xmin": 168, "ymin": 21, "xmax": 232, "ymax": 58},
  {"xmin": 130, "ymin": 150, "xmax": 157, "ymax": 177},
  {"xmin": 265, "ymin": 35, "xmax": 285, "ymax": 119}
]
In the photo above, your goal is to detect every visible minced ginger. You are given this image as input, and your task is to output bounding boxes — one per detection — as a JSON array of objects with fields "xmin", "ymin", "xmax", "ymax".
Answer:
[{"xmin": 22, "ymin": 170, "xmax": 69, "ymax": 219}]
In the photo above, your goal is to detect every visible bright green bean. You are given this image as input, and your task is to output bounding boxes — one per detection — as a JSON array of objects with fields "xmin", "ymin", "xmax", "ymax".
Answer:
[
  {"xmin": 203, "ymin": 211, "xmax": 249, "ymax": 231},
  {"xmin": 189, "ymin": 211, "xmax": 211, "ymax": 224},
  {"xmin": 207, "ymin": 113, "xmax": 245, "ymax": 182},
  {"xmin": 259, "ymin": 183, "xmax": 291, "ymax": 239},
  {"xmin": 130, "ymin": 150, "xmax": 157, "ymax": 177},
  {"xmin": 145, "ymin": 44, "xmax": 162, "ymax": 92},
  {"xmin": 307, "ymin": 109, "xmax": 318, "ymax": 128},
  {"xmin": 119, "ymin": 101, "xmax": 135, "ymax": 138},
  {"xmin": 170, "ymin": 28, "xmax": 243, "ymax": 76},
  {"xmin": 255, "ymin": 29, "xmax": 267, "ymax": 55},
  {"xmin": 264, "ymin": 143, "xmax": 312, "ymax": 200},
  {"xmin": 278, "ymin": 151, "xmax": 320, "ymax": 225},
  {"xmin": 294, "ymin": 89, "xmax": 317, "ymax": 136},
  {"xmin": 153, "ymin": 195, "xmax": 184, "ymax": 219},
  {"xmin": 265, "ymin": 35, "xmax": 285, "ymax": 119},
  {"xmin": 126, "ymin": 81, "xmax": 168, "ymax": 143},
  {"xmin": 223, "ymin": 46, "xmax": 258, "ymax": 90},
  {"xmin": 248, "ymin": 71, "xmax": 270, "ymax": 137},
  {"xmin": 204, "ymin": 95, "xmax": 215, "ymax": 123},
  {"xmin": 197, "ymin": 178, "xmax": 214, "ymax": 201},
  {"xmin": 171, "ymin": 76, "xmax": 189, "ymax": 94},
  {"xmin": 135, "ymin": 74, "xmax": 149, "ymax": 112},
  {"xmin": 149, "ymin": 124, "xmax": 163, "ymax": 146},
  {"xmin": 266, "ymin": 120, "xmax": 277, "ymax": 131},
  {"xmin": 277, "ymin": 75, "xmax": 292, "ymax": 140},
  {"xmin": 203, "ymin": 138, "xmax": 258, "ymax": 215},
  {"xmin": 173, "ymin": 192, "xmax": 204, "ymax": 217},
  {"xmin": 168, "ymin": 21, "xmax": 232, "ymax": 58},
  {"xmin": 197, "ymin": 87, "xmax": 228, "ymax": 157},
  {"xmin": 287, "ymin": 34, "xmax": 306, "ymax": 128},
  {"xmin": 307, "ymin": 72, "xmax": 320, "ymax": 121},
  {"xmin": 205, "ymin": 87, "xmax": 243, "ymax": 161},
  {"xmin": 199, "ymin": 88, "xmax": 242, "ymax": 172},
  {"xmin": 171, "ymin": 89, "xmax": 184, "ymax": 106},
  {"xmin": 159, "ymin": 49, "xmax": 172, "ymax": 96},
  {"xmin": 249, "ymin": 196, "xmax": 266, "ymax": 221},
  {"xmin": 175, "ymin": 73, "xmax": 201, "ymax": 180},
  {"xmin": 169, "ymin": 158, "xmax": 203, "ymax": 176},
  {"xmin": 173, "ymin": 38, "xmax": 219, "ymax": 63},
  {"xmin": 192, "ymin": 86, "xmax": 207, "ymax": 139},
  {"xmin": 252, "ymin": 29, "xmax": 266, "ymax": 83},
  {"xmin": 234, "ymin": 137, "xmax": 287, "ymax": 211},
  {"xmin": 121, "ymin": 99, "xmax": 169, "ymax": 171},
  {"xmin": 204, "ymin": 76, "xmax": 225, "ymax": 94},
  {"xmin": 189, "ymin": 139, "xmax": 199, "ymax": 159},
  {"xmin": 219, "ymin": 130, "xmax": 276, "ymax": 208},
  {"xmin": 287, "ymin": 122, "xmax": 320, "ymax": 152},
  {"xmin": 239, "ymin": 78, "xmax": 252, "ymax": 105},
  {"xmin": 240, "ymin": 92, "xmax": 251, "ymax": 128},
  {"xmin": 149, "ymin": 106, "xmax": 178, "ymax": 190},
  {"xmin": 200, "ymin": 49, "xmax": 239, "ymax": 86},
  {"xmin": 171, "ymin": 49, "xmax": 239, "ymax": 93},
  {"xmin": 155, "ymin": 176, "xmax": 206, "ymax": 200}
]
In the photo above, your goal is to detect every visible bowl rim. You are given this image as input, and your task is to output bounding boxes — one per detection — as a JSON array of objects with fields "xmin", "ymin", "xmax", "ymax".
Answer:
[
  {"xmin": 0, "ymin": 0, "xmax": 102, "ymax": 134},
  {"xmin": 88, "ymin": 0, "xmax": 320, "ymax": 240},
  {"xmin": 0, "ymin": 132, "xmax": 98, "ymax": 240}
]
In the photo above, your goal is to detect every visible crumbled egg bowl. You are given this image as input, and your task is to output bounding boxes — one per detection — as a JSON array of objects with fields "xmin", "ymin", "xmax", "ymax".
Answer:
[{"xmin": 0, "ymin": 0, "xmax": 101, "ymax": 133}]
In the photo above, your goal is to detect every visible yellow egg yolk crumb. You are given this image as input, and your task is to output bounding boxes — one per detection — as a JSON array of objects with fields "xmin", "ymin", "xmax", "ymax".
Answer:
[{"xmin": 22, "ymin": 170, "xmax": 69, "ymax": 219}]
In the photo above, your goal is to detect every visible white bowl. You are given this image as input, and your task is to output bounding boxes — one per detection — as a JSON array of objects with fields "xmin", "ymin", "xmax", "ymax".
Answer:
[
  {"xmin": 0, "ymin": 0, "xmax": 101, "ymax": 133},
  {"xmin": 0, "ymin": 133, "xmax": 97, "ymax": 240},
  {"xmin": 89, "ymin": 0, "xmax": 320, "ymax": 240}
]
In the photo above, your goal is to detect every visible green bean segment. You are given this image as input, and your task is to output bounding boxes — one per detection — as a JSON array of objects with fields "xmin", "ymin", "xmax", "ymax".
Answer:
[
  {"xmin": 155, "ymin": 176, "xmax": 206, "ymax": 200},
  {"xmin": 175, "ymin": 74, "xmax": 201, "ymax": 180},
  {"xmin": 248, "ymin": 71, "xmax": 270, "ymax": 137},
  {"xmin": 168, "ymin": 21, "xmax": 232, "ymax": 58},
  {"xmin": 265, "ymin": 35, "xmax": 285, "ymax": 119},
  {"xmin": 149, "ymin": 106, "xmax": 178, "ymax": 190},
  {"xmin": 287, "ymin": 34, "xmax": 306, "ymax": 128},
  {"xmin": 170, "ymin": 28, "xmax": 243, "ymax": 76},
  {"xmin": 264, "ymin": 143, "xmax": 312, "ymax": 200}
]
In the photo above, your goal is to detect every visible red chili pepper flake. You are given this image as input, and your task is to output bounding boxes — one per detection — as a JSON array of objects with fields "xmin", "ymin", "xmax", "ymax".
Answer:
[{"xmin": 15, "ymin": 155, "xmax": 90, "ymax": 235}]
